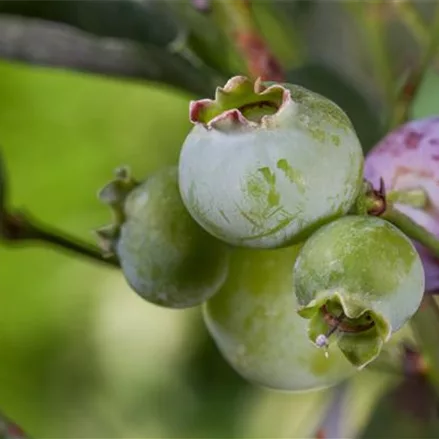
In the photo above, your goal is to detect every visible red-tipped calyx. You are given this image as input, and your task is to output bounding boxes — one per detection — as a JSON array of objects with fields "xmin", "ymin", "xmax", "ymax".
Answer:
[{"xmin": 189, "ymin": 75, "xmax": 291, "ymax": 130}]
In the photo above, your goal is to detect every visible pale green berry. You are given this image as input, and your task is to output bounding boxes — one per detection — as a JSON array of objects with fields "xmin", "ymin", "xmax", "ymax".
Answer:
[
  {"xmin": 179, "ymin": 76, "xmax": 364, "ymax": 249},
  {"xmin": 294, "ymin": 215, "xmax": 425, "ymax": 369},
  {"xmin": 204, "ymin": 245, "xmax": 356, "ymax": 392},
  {"xmin": 114, "ymin": 166, "xmax": 230, "ymax": 308}
]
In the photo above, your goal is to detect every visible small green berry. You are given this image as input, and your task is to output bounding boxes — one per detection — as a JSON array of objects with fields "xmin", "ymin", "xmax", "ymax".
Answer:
[
  {"xmin": 293, "ymin": 215, "xmax": 425, "ymax": 369},
  {"xmin": 98, "ymin": 166, "xmax": 230, "ymax": 309}
]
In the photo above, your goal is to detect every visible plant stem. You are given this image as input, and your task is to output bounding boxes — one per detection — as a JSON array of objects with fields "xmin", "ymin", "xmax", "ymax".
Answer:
[
  {"xmin": 386, "ymin": 188, "xmax": 429, "ymax": 209},
  {"xmin": 382, "ymin": 207, "xmax": 439, "ymax": 259},
  {"xmin": 390, "ymin": 2, "xmax": 439, "ymax": 128},
  {"xmin": 0, "ymin": 210, "xmax": 119, "ymax": 268},
  {"xmin": 212, "ymin": 0, "xmax": 285, "ymax": 81}
]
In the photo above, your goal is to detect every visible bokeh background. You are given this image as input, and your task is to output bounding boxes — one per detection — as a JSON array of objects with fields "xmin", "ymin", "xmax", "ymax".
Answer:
[{"xmin": 1, "ymin": 1, "xmax": 439, "ymax": 437}]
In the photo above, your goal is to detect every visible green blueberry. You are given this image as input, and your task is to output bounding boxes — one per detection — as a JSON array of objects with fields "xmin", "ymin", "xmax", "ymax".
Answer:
[
  {"xmin": 99, "ymin": 166, "xmax": 230, "ymax": 308},
  {"xmin": 294, "ymin": 215, "xmax": 425, "ymax": 369},
  {"xmin": 204, "ymin": 245, "xmax": 356, "ymax": 392},
  {"xmin": 179, "ymin": 76, "xmax": 364, "ymax": 249}
]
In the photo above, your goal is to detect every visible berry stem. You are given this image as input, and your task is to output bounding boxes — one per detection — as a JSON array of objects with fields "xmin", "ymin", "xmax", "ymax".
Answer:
[
  {"xmin": 0, "ymin": 210, "xmax": 119, "ymax": 268},
  {"xmin": 386, "ymin": 188, "xmax": 430, "ymax": 209},
  {"xmin": 382, "ymin": 207, "xmax": 439, "ymax": 260},
  {"xmin": 0, "ymin": 152, "xmax": 119, "ymax": 268},
  {"xmin": 212, "ymin": 0, "xmax": 285, "ymax": 81}
]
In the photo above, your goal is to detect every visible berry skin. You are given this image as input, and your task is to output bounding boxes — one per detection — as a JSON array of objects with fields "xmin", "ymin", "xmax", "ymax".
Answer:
[
  {"xmin": 204, "ymin": 245, "xmax": 356, "ymax": 392},
  {"xmin": 294, "ymin": 215, "xmax": 425, "ymax": 369},
  {"xmin": 179, "ymin": 76, "xmax": 364, "ymax": 249},
  {"xmin": 364, "ymin": 117, "xmax": 439, "ymax": 293},
  {"xmin": 101, "ymin": 166, "xmax": 230, "ymax": 309}
]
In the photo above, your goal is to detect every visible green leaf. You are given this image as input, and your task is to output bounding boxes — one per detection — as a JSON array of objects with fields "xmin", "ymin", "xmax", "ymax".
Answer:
[
  {"xmin": 287, "ymin": 64, "xmax": 384, "ymax": 153},
  {"xmin": 0, "ymin": 1, "xmax": 223, "ymax": 96},
  {"xmin": 0, "ymin": 60, "xmax": 192, "ymax": 436},
  {"xmin": 359, "ymin": 326, "xmax": 439, "ymax": 439},
  {"xmin": 251, "ymin": 0, "xmax": 305, "ymax": 68},
  {"xmin": 410, "ymin": 297, "xmax": 439, "ymax": 396},
  {"xmin": 274, "ymin": 0, "xmax": 316, "ymax": 20},
  {"xmin": 0, "ymin": 0, "xmax": 180, "ymax": 48},
  {"xmin": 412, "ymin": 68, "xmax": 439, "ymax": 119},
  {"xmin": 360, "ymin": 373, "xmax": 439, "ymax": 438},
  {"xmin": 262, "ymin": 0, "xmax": 314, "ymax": 71},
  {"xmin": 317, "ymin": 371, "xmax": 398, "ymax": 439},
  {"xmin": 241, "ymin": 386, "xmax": 333, "ymax": 438},
  {"xmin": 0, "ymin": 149, "xmax": 6, "ymax": 214}
]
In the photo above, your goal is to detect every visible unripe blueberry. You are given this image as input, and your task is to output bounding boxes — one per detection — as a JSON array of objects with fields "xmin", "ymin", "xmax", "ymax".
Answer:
[
  {"xmin": 179, "ymin": 76, "xmax": 364, "ymax": 249},
  {"xmin": 364, "ymin": 117, "xmax": 439, "ymax": 293},
  {"xmin": 294, "ymin": 215, "xmax": 424, "ymax": 369},
  {"xmin": 204, "ymin": 245, "xmax": 356, "ymax": 392},
  {"xmin": 98, "ymin": 166, "xmax": 230, "ymax": 309}
]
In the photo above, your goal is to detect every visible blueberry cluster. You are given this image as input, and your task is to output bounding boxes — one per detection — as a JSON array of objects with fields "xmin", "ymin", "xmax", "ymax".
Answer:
[{"xmin": 96, "ymin": 76, "xmax": 439, "ymax": 392}]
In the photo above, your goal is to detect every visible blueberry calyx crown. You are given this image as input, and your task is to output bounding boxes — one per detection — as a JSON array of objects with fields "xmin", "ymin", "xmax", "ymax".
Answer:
[
  {"xmin": 95, "ymin": 166, "xmax": 139, "ymax": 256},
  {"xmin": 299, "ymin": 292, "xmax": 391, "ymax": 369},
  {"xmin": 189, "ymin": 76, "xmax": 292, "ymax": 131}
]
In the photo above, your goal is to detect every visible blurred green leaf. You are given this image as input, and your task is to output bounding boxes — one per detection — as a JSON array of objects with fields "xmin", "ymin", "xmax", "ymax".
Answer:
[
  {"xmin": 241, "ymin": 385, "xmax": 332, "ymax": 438},
  {"xmin": 252, "ymin": 0, "xmax": 305, "ymax": 68},
  {"xmin": 318, "ymin": 371, "xmax": 400, "ymax": 438},
  {"xmin": 412, "ymin": 68, "xmax": 439, "ymax": 119},
  {"xmin": 275, "ymin": 0, "xmax": 317, "ymax": 20},
  {"xmin": 177, "ymin": 316, "xmax": 251, "ymax": 438},
  {"xmin": 360, "ymin": 373, "xmax": 439, "ymax": 438},
  {"xmin": 287, "ymin": 63, "xmax": 385, "ymax": 152},
  {"xmin": 361, "ymin": 318, "xmax": 439, "ymax": 438},
  {"xmin": 0, "ymin": 0, "xmax": 180, "ymax": 48},
  {"xmin": 0, "ymin": 150, "xmax": 6, "ymax": 213},
  {"xmin": 411, "ymin": 297, "xmax": 439, "ymax": 395},
  {"xmin": 0, "ymin": 1, "xmax": 223, "ymax": 96},
  {"xmin": 0, "ymin": 59, "xmax": 191, "ymax": 436},
  {"xmin": 316, "ymin": 326, "xmax": 417, "ymax": 438}
]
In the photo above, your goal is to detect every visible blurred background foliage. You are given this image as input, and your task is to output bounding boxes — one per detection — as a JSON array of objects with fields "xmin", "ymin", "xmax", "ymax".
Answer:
[{"xmin": 0, "ymin": 1, "xmax": 439, "ymax": 437}]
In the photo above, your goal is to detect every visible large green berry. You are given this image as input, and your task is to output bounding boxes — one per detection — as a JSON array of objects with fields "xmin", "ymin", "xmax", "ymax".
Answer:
[
  {"xmin": 179, "ymin": 76, "xmax": 364, "ymax": 249},
  {"xmin": 294, "ymin": 215, "xmax": 425, "ymax": 369},
  {"xmin": 204, "ymin": 245, "xmax": 356, "ymax": 392},
  {"xmin": 101, "ymin": 166, "xmax": 230, "ymax": 309}
]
